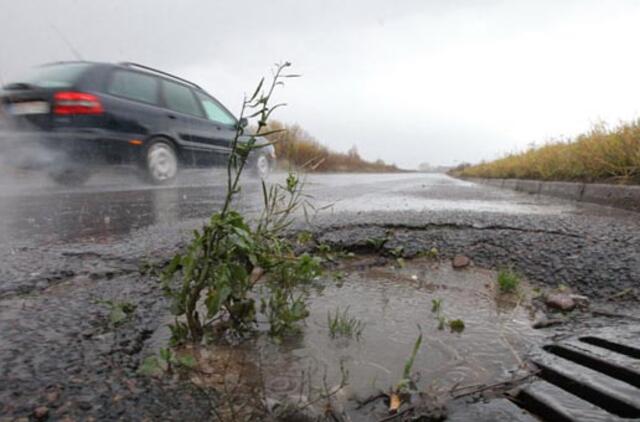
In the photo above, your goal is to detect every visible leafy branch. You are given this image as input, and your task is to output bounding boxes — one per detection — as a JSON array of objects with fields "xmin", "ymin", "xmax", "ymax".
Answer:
[{"xmin": 161, "ymin": 62, "xmax": 321, "ymax": 344}]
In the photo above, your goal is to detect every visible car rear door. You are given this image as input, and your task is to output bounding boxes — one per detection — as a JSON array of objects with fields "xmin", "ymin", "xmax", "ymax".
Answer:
[{"xmin": 102, "ymin": 69, "xmax": 164, "ymax": 145}]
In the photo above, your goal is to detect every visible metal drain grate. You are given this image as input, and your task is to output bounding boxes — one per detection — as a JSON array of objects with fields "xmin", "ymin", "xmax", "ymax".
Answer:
[{"xmin": 510, "ymin": 325, "xmax": 640, "ymax": 422}]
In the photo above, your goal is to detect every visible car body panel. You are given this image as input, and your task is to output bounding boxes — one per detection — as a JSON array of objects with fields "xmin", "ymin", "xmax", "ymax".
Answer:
[{"xmin": 0, "ymin": 61, "xmax": 268, "ymax": 173}]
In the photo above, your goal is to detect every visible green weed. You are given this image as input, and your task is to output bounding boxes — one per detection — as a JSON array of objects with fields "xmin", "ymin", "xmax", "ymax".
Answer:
[
  {"xmin": 390, "ymin": 246, "xmax": 404, "ymax": 257},
  {"xmin": 161, "ymin": 63, "xmax": 322, "ymax": 344},
  {"xmin": 138, "ymin": 348, "xmax": 196, "ymax": 377},
  {"xmin": 332, "ymin": 271, "xmax": 346, "ymax": 287},
  {"xmin": 328, "ymin": 307, "xmax": 365, "ymax": 339},
  {"xmin": 389, "ymin": 246, "xmax": 405, "ymax": 268},
  {"xmin": 431, "ymin": 298, "xmax": 442, "ymax": 313},
  {"xmin": 139, "ymin": 259, "xmax": 160, "ymax": 276},
  {"xmin": 394, "ymin": 327, "xmax": 423, "ymax": 394},
  {"xmin": 366, "ymin": 237, "xmax": 388, "ymax": 251},
  {"xmin": 314, "ymin": 243, "xmax": 355, "ymax": 264},
  {"xmin": 437, "ymin": 315, "xmax": 447, "ymax": 330},
  {"xmin": 98, "ymin": 300, "xmax": 136, "ymax": 326},
  {"xmin": 296, "ymin": 231, "xmax": 313, "ymax": 245},
  {"xmin": 420, "ymin": 247, "xmax": 439, "ymax": 259},
  {"xmin": 497, "ymin": 269, "xmax": 520, "ymax": 293},
  {"xmin": 402, "ymin": 330, "xmax": 422, "ymax": 381},
  {"xmin": 431, "ymin": 298, "xmax": 465, "ymax": 333},
  {"xmin": 448, "ymin": 319, "xmax": 465, "ymax": 333}
]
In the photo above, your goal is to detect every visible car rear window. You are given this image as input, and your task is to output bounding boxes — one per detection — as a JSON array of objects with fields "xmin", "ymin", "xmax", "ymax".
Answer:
[
  {"xmin": 108, "ymin": 70, "xmax": 159, "ymax": 105},
  {"xmin": 21, "ymin": 63, "xmax": 92, "ymax": 88},
  {"xmin": 162, "ymin": 80, "xmax": 204, "ymax": 117}
]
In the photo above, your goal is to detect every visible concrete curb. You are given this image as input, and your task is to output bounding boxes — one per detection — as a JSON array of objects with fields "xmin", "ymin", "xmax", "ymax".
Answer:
[{"xmin": 462, "ymin": 177, "xmax": 640, "ymax": 213}]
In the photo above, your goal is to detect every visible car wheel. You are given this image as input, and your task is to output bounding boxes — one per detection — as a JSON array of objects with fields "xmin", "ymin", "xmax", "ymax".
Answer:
[
  {"xmin": 145, "ymin": 140, "xmax": 178, "ymax": 184},
  {"xmin": 253, "ymin": 153, "xmax": 271, "ymax": 179},
  {"xmin": 48, "ymin": 164, "xmax": 92, "ymax": 186}
]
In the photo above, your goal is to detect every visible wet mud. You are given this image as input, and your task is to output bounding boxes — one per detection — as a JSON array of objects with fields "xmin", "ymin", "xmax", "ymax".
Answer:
[{"xmin": 159, "ymin": 257, "xmax": 545, "ymax": 420}]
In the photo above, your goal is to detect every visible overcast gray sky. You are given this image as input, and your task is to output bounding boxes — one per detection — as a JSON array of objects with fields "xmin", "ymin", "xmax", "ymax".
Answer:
[{"xmin": 2, "ymin": 0, "xmax": 640, "ymax": 169}]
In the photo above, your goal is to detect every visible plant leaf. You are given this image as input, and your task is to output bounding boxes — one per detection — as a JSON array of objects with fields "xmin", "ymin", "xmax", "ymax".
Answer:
[
  {"xmin": 138, "ymin": 356, "xmax": 164, "ymax": 377},
  {"xmin": 177, "ymin": 355, "xmax": 197, "ymax": 369},
  {"xmin": 249, "ymin": 77, "xmax": 264, "ymax": 102},
  {"xmin": 402, "ymin": 329, "xmax": 423, "ymax": 380}
]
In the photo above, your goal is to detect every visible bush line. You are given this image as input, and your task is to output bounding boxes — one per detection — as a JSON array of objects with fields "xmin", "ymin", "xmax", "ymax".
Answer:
[{"xmin": 451, "ymin": 120, "xmax": 640, "ymax": 184}]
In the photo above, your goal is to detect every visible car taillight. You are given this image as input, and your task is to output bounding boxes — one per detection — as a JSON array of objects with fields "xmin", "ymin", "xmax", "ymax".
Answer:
[{"xmin": 53, "ymin": 92, "xmax": 104, "ymax": 115}]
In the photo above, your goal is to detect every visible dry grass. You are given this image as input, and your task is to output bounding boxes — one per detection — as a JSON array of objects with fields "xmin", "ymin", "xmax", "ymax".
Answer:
[
  {"xmin": 263, "ymin": 120, "xmax": 401, "ymax": 172},
  {"xmin": 452, "ymin": 120, "xmax": 640, "ymax": 184}
]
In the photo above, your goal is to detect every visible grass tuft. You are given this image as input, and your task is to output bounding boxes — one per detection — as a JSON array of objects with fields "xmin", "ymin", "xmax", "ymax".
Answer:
[
  {"xmin": 448, "ymin": 319, "xmax": 465, "ymax": 333},
  {"xmin": 328, "ymin": 307, "xmax": 365, "ymax": 339},
  {"xmin": 497, "ymin": 269, "xmax": 520, "ymax": 293}
]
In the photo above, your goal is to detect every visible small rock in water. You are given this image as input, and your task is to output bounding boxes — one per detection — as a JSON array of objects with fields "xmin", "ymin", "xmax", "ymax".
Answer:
[
  {"xmin": 46, "ymin": 390, "xmax": 60, "ymax": 403},
  {"xmin": 250, "ymin": 266, "xmax": 264, "ymax": 283},
  {"xmin": 532, "ymin": 317, "xmax": 565, "ymax": 329},
  {"xmin": 452, "ymin": 255, "xmax": 470, "ymax": 269},
  {"xmin": 268, "ymin": 394, "xmax": 322, "ymax": 422},
  {"xmin": 570, "ymin": 294, "xmax": 590, "ymax": 308},
  {"xmin": 33, "ymin": 406, "xmax": 49, "ymax": 420},
  {"xmin": 411, "ymin": 392, "xmax": 447, "ymax": 420},
  {"xmin": 545, "ymin": 293, "xmax": 576, "ymax": 311},
  {"xmin": 332, "ymin": 385, "xmax": 352, "ymax": 414},
  {"xmin": 77, "ymin": 401, "xmax": 92, "ymax": 411},
  {"xmin": 389, "ymin": 393, "xmax": 402, "ymax": 414}
]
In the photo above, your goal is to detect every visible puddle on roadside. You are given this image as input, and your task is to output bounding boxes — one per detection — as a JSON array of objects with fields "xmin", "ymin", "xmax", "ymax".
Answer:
[{"xmin": 180, "ymin": 257, "xmax": 546, "ymax": 415}]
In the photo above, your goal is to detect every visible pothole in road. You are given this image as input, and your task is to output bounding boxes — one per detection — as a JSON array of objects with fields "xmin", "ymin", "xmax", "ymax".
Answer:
[{"xmin": 177, "ymin": 257, "xmax": 547, "ymax": 419}]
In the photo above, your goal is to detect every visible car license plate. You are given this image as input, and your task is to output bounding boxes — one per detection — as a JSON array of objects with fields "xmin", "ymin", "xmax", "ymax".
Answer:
[{"xmin": 9, "ymin": 101, "xmax": 50, "ymax": 115}]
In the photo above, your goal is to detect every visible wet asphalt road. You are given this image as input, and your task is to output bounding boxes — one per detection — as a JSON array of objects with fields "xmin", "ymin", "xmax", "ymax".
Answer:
[
  {"xmin": 1, "ymin": 168, "xmax": 639, "ymax": 420},
  {"xmin": 2, "ymin": 168, "xmax": 637, "ymax": 299},
  {"xmin": 0, "ymin": 168, "xmax": 632, "ymax": 246}
]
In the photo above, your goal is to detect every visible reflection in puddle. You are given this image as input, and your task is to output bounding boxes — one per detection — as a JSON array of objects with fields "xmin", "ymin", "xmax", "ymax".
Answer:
[
  {"xmin": 187, "ymin": 258, "xmax": 545, "ymax": 409},
  {"xmin": 0, "ymin": 186, "xmax": 228, "ymax": 244}
]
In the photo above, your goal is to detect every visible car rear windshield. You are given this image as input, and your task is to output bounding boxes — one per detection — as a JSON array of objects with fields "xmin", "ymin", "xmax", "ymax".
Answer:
[{"xmin": 20, "ymin": 63, "xmax": 92, "ymax": 88}]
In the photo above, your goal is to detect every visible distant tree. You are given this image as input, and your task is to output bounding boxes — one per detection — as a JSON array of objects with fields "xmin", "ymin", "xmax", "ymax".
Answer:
[
  {"xmin": 262, "ymin": 120, "xmax": 401, "ymax": 173},
  {"xmin": 347, "ymin": 145, "xmax": 360, "ymax": 158}
]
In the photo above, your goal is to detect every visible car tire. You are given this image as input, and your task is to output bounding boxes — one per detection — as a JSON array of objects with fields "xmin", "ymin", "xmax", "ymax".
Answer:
[
  {"xmin": 144, "ymin": 139, "xmax": 178, "ymax": 184},
  {"xmin": 252, "ymin": 153, "xmax": 271, "ymax": 179},
  {"xmin": 48, "ymin": 164, "xmax": 92, "ymax": 186}
]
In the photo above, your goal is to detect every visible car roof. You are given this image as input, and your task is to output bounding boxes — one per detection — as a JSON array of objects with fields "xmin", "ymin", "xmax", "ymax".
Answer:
[
  {"xmin": 116, "ymin": 62, "xmax": 202, "ymax": 90},
  {"xmin": 41, "ymin": 61, "xmax": 202, "ymax": 91}
]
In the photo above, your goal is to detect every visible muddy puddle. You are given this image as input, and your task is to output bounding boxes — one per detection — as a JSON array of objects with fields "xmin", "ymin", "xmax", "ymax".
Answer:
[{"xmin": 159, "ymin": 257, "xmax": 547, "ymax": 418}]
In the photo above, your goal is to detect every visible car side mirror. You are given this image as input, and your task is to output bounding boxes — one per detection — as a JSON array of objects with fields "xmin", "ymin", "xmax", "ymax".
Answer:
[{"xmin": 238, "ymin": 117, "xmax": 248, "ymax": 128}]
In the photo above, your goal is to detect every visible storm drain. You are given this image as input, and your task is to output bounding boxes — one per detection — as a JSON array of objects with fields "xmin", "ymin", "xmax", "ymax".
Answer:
[{"xmin": 509, "ymin": 325, "xmax": 640, "ymax": 422}]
